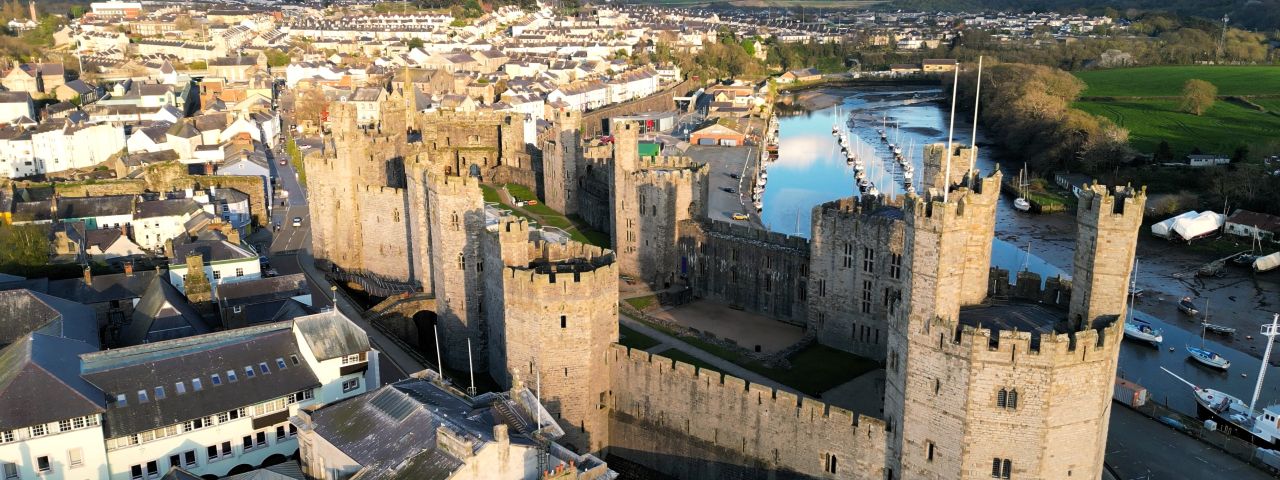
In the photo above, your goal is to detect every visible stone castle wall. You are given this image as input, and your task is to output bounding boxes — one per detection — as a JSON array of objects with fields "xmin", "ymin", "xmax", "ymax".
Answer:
[
  {"xmin": 676, "ymin": 219, "xmax": 810, "ymax": 325},
  {"xmin": 355, "ymin": 184, "xmax": 413, "ymax": 281},
  {"xmin": 541, "ymin": 109, "xmax": 581, "ymax": 215},
  {"xmin": 426, "ymin": 173, "xmax": 487, "ymax": 370},
  {"xmin": 579, "ymin": 78, "xmax": 696, "ymax": 137},
  {"xmin": 808, "ymin": 197, "xmax": 907, "ymax": 360},
  {"xmin": 606, "ymin": 344, "xmax": 887, "ymax": 480},
  {"xmin": 414, "ymin": 109, "xmax": 533, "ymax": 184}
]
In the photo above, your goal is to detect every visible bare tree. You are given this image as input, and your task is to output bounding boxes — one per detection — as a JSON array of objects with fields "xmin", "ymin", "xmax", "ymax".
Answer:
[{"xmin": 1180, "ymin": 79, "xmax": 1217, "ymax": 116}]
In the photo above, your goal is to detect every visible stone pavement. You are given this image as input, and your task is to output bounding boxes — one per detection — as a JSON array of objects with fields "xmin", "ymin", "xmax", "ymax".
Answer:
[{"xmin": 619, "ymin": 313, "xmax": 797, "ymax": 395}]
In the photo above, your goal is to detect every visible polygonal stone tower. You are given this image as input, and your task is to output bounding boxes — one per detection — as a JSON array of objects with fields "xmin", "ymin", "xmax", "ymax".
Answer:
[
  {"xmin": 1068, "ymin": 184, "xmax": 1146, "ymax": 331},
  {"xmin": 542, "ymin": 108, "xmax": 581, "ymax": 215},
  {"xmin": 425, "ymin": 172, "xmax": 487, "ymax": 370}
]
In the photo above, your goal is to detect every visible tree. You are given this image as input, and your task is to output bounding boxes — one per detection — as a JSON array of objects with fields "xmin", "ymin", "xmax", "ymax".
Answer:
[
  {"xmin": 1154, "ymin": 140, "xmax": 1174, "ymax": 162},
  {"xmin": 1180, "ymin": 79, "xmax": 1216, "ymax": 116},
  {"xmin": 0, "ymin": 224, "xmax": 49, "ymax": 269},
  {"xmin": 407, "ymin": 37, "xmax": 424, "ymax": 50}
]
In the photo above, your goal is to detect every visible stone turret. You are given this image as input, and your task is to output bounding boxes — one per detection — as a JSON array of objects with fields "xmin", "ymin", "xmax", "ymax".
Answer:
[
  {"xmin": 426, "ymin": 173, "xmax": 486, "ymax": 371},
  {"xmin": 1068, "ymin": 184, "xmax": 1146, "ymax": 331}
]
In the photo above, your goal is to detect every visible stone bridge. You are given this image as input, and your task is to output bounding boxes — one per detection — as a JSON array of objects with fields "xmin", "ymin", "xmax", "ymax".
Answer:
[{"xmin": 365, "ymin": 292, "xmax": 439, "ymax": 353}]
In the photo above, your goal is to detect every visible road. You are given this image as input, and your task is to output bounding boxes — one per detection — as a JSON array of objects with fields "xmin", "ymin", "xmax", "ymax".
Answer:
[
  {"xmin": 684, "ymin": 145, "xmax": 756, "ymax": 224},
  {"xmin": 1106, "ymin": 405, "xmax": 1273, "ymax": 480}
]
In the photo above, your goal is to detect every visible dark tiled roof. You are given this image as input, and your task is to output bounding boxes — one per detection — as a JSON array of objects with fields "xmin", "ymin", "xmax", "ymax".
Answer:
[
  {"xmin": 47, "ymin": 270, "xmax": 158, "ymax": 305},
  {"xmin": 0, "ymin": 289, "xmax": 99, "ymax": 348},
  {"xmin": 0, "ymin": 333, "xmax": 104, "ymax": 431},
  {"xmin": 58, "ymin": 195, "xmax": 135, "ymax": 219},
  {"xmin": 217, "ymin": 274, "xmax": 307, "ymax": 303},
  {"xmin": 118, "ymin": 277, "xmax": 210, "ymax": 346},
  {"xmin": 173, "ymin": 239, "xmax": 256, "ymax": 263},
  {"xmin": 80, "ymin": 322, "xmax": 320, "ymax": 438},
  {"xmin": 135, "ymin": 198, "xmax": 201, "ymax": 219}
]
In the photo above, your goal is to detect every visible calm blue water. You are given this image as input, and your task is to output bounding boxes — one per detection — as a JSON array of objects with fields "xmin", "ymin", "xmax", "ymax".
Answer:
[{"xmin": 769, "ymin": 86, "xmax": 1280, "ymax": 417}]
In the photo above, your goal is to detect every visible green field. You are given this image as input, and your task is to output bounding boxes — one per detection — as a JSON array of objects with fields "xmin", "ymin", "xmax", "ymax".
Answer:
[
  {"xmin": 1075, "ymin": 66, "xmax": 1280, "ymax": 98},
  {"xmin": 1072, "ymin": 66, "xmax": 1280, "ymax": 156},
  {"xmin": 1074, "ymin": 98, "xmax": 1280, "ymax": 155}
]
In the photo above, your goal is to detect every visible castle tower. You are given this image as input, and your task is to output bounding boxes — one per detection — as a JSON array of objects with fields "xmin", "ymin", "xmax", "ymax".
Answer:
[
  {"xmin": 27, "ymin": 0, "xmax": 35, "ymax": 21},
  {"xmin": 542, "ymin": 108, "xmax": 581, "ymax": 215},
  {"xmin": 306, "ymin": 103, "xmax": 364, "ymax": 272},
  {"xmin": 918, "ymin": 143, "xmax": 1000, "ymax": 305},
  {"xmin": 493, "ymin": 239, "xmax": 618, "ymax": 454},
  {"xmin": 884, "ymin": 180, "xmax": 1142, "ymax": 480},
  {"xmin": 1068, "ymin": 184, "xmax": 1145, "ymax": 331},
  {"xmin": 426, "ymin": 172, "xmax": 487, "ymax": 371},
  {"xmin": 609, "ymin": 119, "xmax": 708, "ymax": 287},
  {"xmin": 921, "ymin": 144, "xmax": 976, "ymax": 194}
]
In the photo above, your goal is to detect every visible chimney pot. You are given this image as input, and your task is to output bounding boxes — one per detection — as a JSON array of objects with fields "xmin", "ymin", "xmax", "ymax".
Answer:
[
  {"xmin": 124, "ymin": 262, "xmax": 133, "ymax": 276},
  {"xmin": 82, "ymin": 265, "xmax": 91, "ymax": 285}
]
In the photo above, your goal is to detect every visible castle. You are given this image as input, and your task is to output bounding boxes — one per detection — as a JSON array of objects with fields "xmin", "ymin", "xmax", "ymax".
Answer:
[{"xmin": 307, "ymin": 89, "xmax": 1145, "ymax": 479}]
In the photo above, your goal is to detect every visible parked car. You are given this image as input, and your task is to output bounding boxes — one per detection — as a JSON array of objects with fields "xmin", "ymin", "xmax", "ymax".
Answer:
[
  {"xmin": 731, "ymin": 213, "xmax": 749, "ymax": 221},
  {"xmin": 292, "ymin": 217, "xmax": 302, "ymax": 227}
]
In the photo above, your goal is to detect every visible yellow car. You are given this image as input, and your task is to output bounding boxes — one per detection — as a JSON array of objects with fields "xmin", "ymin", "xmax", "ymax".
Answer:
[{"xmin": 731, "ymin": 213, "xmax": 749, "ymax": 221}]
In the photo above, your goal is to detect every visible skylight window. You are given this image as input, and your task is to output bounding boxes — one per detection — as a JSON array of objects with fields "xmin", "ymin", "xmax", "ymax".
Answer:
[
  {"xmin": 175, "ymin": 382, "xmax": 186, "ymax": 395},
  {"xmin": 192, "ymin": 379, "xmax": 203, "ymax": 391},
  {"xmin": 276, "ymin": 358, "xmax": 287, "ymax": 370},
  {"xmin": 116, "ymin": 394, "xmax": 127, "ymax": 406},
  {"xmin": 244, "ymin": 366, "xmax": 255, "ymax": 378},
  {"xmin": 154, "ymin": 387, "xmax": 165, "ymax": 400},
  {"xmin": 227, "ymin": 370, "xmax": 238, "ymax": 382},
  {"xmin": 211, "ymin": 374, "xmax": 221, "ymax": 386},
  {"xmin": 137, "ymin": 390, "xmax": 149, "ymax": 403},
  {"xmin": 258, "ymin": 363, "xmax": 270, "ymax": 375}
]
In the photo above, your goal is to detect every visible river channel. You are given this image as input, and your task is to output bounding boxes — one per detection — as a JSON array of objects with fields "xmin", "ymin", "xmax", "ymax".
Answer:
[{"xmin": 766, "ymin": 85, "xmax": 1280, "ymax": 418}]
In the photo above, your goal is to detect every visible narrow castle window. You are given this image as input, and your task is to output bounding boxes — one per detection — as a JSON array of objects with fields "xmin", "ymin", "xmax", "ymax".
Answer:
[
  {"xmin": 991, "ymin": 458, "xmax": 1012, "ymax": 479},
  {"xmin": 842, "ymin": 243, "xmax": 853, "ymax": 268},
  {"xmin": 458, "ymin": 254, "xmax": 465, "ymax": 271},
  {"xmin": 1007, "ymin": 389, "xmax": 1019, "ymax": 409},
  {"xmin": 890, "ymin": 253, "xmax": 903, "ymax": 279},
  {"xmin": 927, "ymin": 442, "xmax": 935, "ymax": 462},
  {"xmin": 560, "ymin": 315, "xmax": 567, "ymax": 329},
  {"xmin": 863, "ymin": 247, "xmax": 875, "ymax": 273},
  {"xmin": 393, "ymin": 209, "xmax": 400, "ymax": 222},
  {"xmin": 861, "ymin": 281, "xmax": 872, "ymax": 314},
  {"xmin": 451, "ymin": 212, "xmax": 459, "ymax": 230},
  {"xmin": 997, "ymin": 389, "xmax": 1009, "ymax": 409}
]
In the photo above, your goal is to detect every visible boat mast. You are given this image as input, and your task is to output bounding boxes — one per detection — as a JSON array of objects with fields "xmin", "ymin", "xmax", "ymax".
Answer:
[
  {"xmin": 1127, "ymin": 260, "xmax": 1138, "ymax": 323},
  {"xmin": 1249, "ymin": 313, "xmax": 1280, "ymax": 414},
  {"xmin": 943, "ymin": 64, "xmax": 960, "ymax": 203},
  {"xmin": 968, "ymin": 55, "xmax": 984, "ymax": 187}
]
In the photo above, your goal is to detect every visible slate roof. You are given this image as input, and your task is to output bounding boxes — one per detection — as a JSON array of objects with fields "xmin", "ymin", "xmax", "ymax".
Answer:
[
  {"xmin": 0, "ymin": 333, "xmax": 105, "ymax": 431},
  {"xmin": 294, "ymin": 311, "xmax": 370, "ymax": 361},
  {"xmin": 85, "ymin": 228, "xmax": 126, "ymax": 251},
  {"xmin": 80, "ymin": 321, "xmax": 321, "ymax": 438},
  {"xmin": 173, "ymin": 239, "xmax": 256, "ymax": 264},
  {"xmin": 218, "ymin": 274, "xmax": 308, "ymax": 304},
  {"xmin": 308, "ymin": 381, "xmax": 481, "ymax": 480},
  {"xmin": 46, "ymin": 270, "xmax": 158, "ymax": 305},
  {"xmin": 0, "ymin": 289, "xmax": 99, "ymax": 348},
  {"xmin": 58, "ymin": 195, "xmax": 135, "ymax": 219},
  {"xmin": 135, "ymin": 198, "xmax": 201, "ymax": 219},
  {"xmin": 118, "ymin": 276, "xmax": 210, "ymax": 346}
]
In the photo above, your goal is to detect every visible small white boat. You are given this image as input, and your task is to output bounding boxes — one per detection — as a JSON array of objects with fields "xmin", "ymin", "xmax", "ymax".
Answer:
[
  {"xmin": 1014, "ymin": 197, "xmax": 1031, "ymax": 212},
  {"xmin": 1187, "ymin": 346, "xmax": 1231, "ymax": 370},
  {"xmin": 1124, "ymin": 320, "xmax": 1163, "ymax": 344},
  {"xmin": 865, "ymin": 186, "xmax": 880, "ymax": 197},
  {"xmin": 1179, "ymin": 297, "xmax": 1200, "ymax": 316}
]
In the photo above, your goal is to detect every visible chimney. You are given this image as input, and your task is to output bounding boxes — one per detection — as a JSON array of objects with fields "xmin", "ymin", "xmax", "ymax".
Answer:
[
  {"xmin": 120, "ymin": 223, "xmax": 129, "ymax": 239},
  {"xmin": 493, "ymin": 424, "xmax": 508, "ymax": 443},
  {"xmin": 164, "ymin": 239, "xmax": 174, "ymax": 259},
  {"xmin": 227, "ymin": 228, "xmax": 240, "ymax": 245},
  {"xmin": 204, "ymin": 162, "xmax": 214, "ymax": 175},
  {"xmin": 124, "ymin": 261, "xmax": 133, "ymax": 276},
  {"xmin": 82, "ymin": 265, "xmax": 91, "ymax": 285}
]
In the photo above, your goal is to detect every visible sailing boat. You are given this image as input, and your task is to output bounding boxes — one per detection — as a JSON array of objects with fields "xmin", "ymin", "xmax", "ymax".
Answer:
[
  {"xmin": 1122, "ymin": 261, "xmax": 1163, "ymax": 345},
  {"xmin": 1013, "ymin": 163, "xmax": 1031, "ymax": 212},
  {"xmin": 1187, "ymin": 301, "xmax": 1231, "ymax": 370},
  {"xmin": 832, "ymin": 104, "xmax": 840, "ymax": 136},
  {"xmin": 1165, "ymin": 315, "xmax": 1280, "ymax": 448}
]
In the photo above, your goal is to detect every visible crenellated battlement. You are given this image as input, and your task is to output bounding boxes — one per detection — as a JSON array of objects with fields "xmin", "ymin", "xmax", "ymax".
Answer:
[
  {"xmin": 361, "ymin": 184, "xmax": 406, "ymax": 195},
  {"xmin": 987, "ymin": 267, "xmax": 1072, "ymax": 308},
  {"xmin": 702, "ymin": 219, "xmax": 809, "ymax": 252},
  {"xmin": 921, "ymin": 309, "xmax": 1123, "ymax": 362},
  {"xmin": 427, "ymin": 172, "xmax": 482, "ymax": 195},
  {"xmin": 1077, "ymin": 183, "xmax": 1147, "ymax": 223},
  {"xmin": 526, "ymin": 240, "xmax": 614, "ymax": 265},
  {"xmin": 504, "ymin": 260, "xmax": 618, "ymax": 296}
]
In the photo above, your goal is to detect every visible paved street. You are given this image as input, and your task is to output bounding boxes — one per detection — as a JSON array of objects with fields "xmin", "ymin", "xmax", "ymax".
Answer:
[
  {"xmin": 1106, "ymin": 405, "xmax": 1273, "ymax": 480},
  {"xmin": 684, "ymin": 145, "xmax": 756, "ymax": 224}
]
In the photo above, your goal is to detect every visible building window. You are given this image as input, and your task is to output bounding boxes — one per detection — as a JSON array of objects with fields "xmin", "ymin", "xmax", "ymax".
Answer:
[
  {"xmin": 818, "ymin": 279, "xmax": 826, "ymax": 297},
  {"xmin": 30, "ymin": 424, "xmax": 46, "ymax": 437},
  {"xmin": 243, "ymin": 435, "xmax": 254, "ymax": 451},
  {"xmin": 211, "ymin": 373, "xmax": 222, "ymax": 386},
  {"xmin": 154, "ymin": 386, "xmax": 165, "ymax": 400},
  {"xmin": 0, "ymin": 431, "xmax": 11, "ymax": 443},
  {"xmin": 221, "ymin": 441, "xmax": 232, "ymax": 457},
  {"xmin": 342, "ymin": 378, "xmax": 360, "ymax": 393},
  {"xmin": 842, "ymin": 243, "xmax": 853, "ymax": 268},
  {"xmin": 131, "ymin": 465, "xmax": 144, "ymax": 480},
  {"xmin": 3, "ymin": 463, "xmax": 17, "ymax": 479},
  {"xmin": 72, "ymin": 416, "xmax": 85, "ymax": 429},
  {"xmin": 997, "ymin": 388, "xmax": 1018, "ymax": 410},
  {"xmin": 192, "ymin": 378, "xmax": 203, "ymax": 391},
  {"xmin": 175, "ymin": 382, "xmax": 186, "ymax": 395},
  {"xmin": 259, "ymin": 362, "xmax": 271, "ymax": 374},
  {"xmin": 212, "ymin": 270, "xmax": 221, "ymax": 280},
  {"xmin": 927, "ymin": 442, "xmax": 935, "ymax": 462},
  {"xmin": 245, "ymin": 366, "xmax": 256, "ymax": 378},
  {"xmin": 863, "ymin": 247, "xmax": 874, "ymax": 273},
  {"xmin": 823, "ymin": 453, "xmax": 838, "ymax": 473},
  {"xmin": 256, "ymin": 431, "xmax": 267, "ymax": 447},
  {"xmin": 890, "ymin": 253, "xmax": 902, "ymax": 279},
  {"xmin": 276, "ymin": 358, "xmax": 288, "ymax": 369},
  {"xmin": 206, "ymin": 446, "xmax": 218, "ymax": 461},
  {"xmin": 183, "ymin": 450, "xmax": 197, "ymax": 467},
  {"xmin": 290, "ymin": 355, "xmax": 300, "ymax": 365},
  {"xmin": 235, "ymin": 268, "xmax": 244, "ymax": 277},
  {"xmin": 227, "ymin": 370, "xmax": 238, "ymax": 382},
  {"xmin": 59, "ymin": 419, "xmax": 72, "ymax": 431},
  {"xmin": 169, "ymin": 454, "xmax": 181, "ymax": 469},
  {"xmin": 992, "ymin": 458, "xmax": 1012, "ymax": 479},
  {"xmin": 36, "ymin": 456, "xmax": 50, "ymax": 472},
  {"xmin": 861, "ymin": 280, "xmax": 872, "ymax": 313},
  {"xmin": 561, "ymin": 315, "xmax": 567, "ymax": 328},
  {"xmin": 451, "ymin": 212, "xmax": 460, "ymax": 230},
  {"xmin": 277, "ymin": 426, "xmax": 287, "ymax": 441}
]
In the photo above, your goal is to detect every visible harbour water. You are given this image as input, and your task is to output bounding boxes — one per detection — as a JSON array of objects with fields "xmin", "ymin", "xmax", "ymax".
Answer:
[{"xmin": 766, "ymin": 85, "xmax": 1280, "ymax": 418}]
